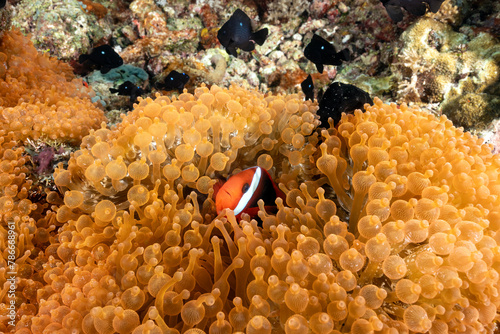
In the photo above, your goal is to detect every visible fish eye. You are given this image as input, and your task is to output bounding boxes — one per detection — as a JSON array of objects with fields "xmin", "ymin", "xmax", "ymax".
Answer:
[
  {"xmin": 170, "ymin": 77, "xmax": 174, "ymax": 80},
  {"xmin": 321, "ymin": 46, "xmax": 324, "ymax": 50},
  {"xmin": 242, "ymin": 183, "xmax": 250, "ymax": 193},
  {"xmin": 308, "ymin": 85, "xmax": 312, "ymax": 88},
  {"xmin": 239, "ymin": 22, "xmax": 243, "ymax": 26},
  {"xmin": 101, "ymin": 51, "xmax": 105, "ymax": 54}
]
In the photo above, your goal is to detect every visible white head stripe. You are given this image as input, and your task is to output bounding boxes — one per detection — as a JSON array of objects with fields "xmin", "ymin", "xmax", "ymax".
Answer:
[{"xmin": 234, "ymin": 167, "xmax": 261, "ymax": 215}]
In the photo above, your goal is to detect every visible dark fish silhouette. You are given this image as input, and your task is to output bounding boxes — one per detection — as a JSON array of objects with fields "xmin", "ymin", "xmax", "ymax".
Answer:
[
  {"xmin": 109, "ymin": 81, "xmax": 144, "ymax": 103},
  {"xmin": 317, "ymin": 82, "xmax": 373, "ymax": 127},
  {"xmin": 157, "ymin": 70, "xmax": 190, "ymax": 92},
  {"xmin": 0, "ymin": 0, "xmax": 6, "ymax": 9},
  {"xmin": 381, "ymin": 0, "xmax": 445, "ymax": 22},
  {"xmin": 304, "ymin": 34, "xmax": 350, "ymax": 74},
  {"xmin": 78, "ymin": 45, "xmax": 123, "ymax": 74},
  {"xmin": 301, "ymin": 75, "xmax": 314, "ymax": 101},
  {"xmin": 217, "ymin": 9, "xmax": 269, "ymax": 57}
]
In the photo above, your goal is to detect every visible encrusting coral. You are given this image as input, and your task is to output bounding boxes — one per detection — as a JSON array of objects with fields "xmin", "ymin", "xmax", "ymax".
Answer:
[
  {"xmin": 3, "ymin": 82, "xmax": 500, "ymax": 333},
  {"xmin": 394, "ymin": 17, "xmax": 500, "ymax": 131}
]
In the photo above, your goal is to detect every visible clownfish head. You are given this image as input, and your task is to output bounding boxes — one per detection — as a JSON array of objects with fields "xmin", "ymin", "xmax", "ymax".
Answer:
[{"xmin": 215, "ymin": 166, "xmax": 284, "ymax": 217}]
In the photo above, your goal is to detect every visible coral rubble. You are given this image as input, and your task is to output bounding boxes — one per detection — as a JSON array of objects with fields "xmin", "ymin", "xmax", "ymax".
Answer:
[{"xmin": 3, "ymin": 82, "xmax": 499, "ymax": 333}]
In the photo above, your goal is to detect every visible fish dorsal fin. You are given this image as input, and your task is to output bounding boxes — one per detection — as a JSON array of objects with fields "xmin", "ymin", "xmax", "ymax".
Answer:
[
  {"xmin": 234, "ymin": 167, "xmax": 261, "ymax": 215},
  {"xmin": 231, "ymin": 9, "xmax": 252, "ymax": 29},
  {"xmin": 312, "ymin": 34, "xmax": 325, "ymax": 43}
]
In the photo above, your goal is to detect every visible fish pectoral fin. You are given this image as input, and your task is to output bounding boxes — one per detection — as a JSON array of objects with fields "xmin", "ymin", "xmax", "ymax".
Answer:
[
  {"xmin": 239, "ymin": 41, "xmax": 256, "ymax": 52},
  {"xmin": 226, "ymin": 46, "xmax": 238, "ymax": 57},
  {"xmin": 241, "ymin": 206, "xmax": 260, "ymax": 217},
  {"xmin": 385, "ymin": 4, "xmax": 404, "ymax": 22}
]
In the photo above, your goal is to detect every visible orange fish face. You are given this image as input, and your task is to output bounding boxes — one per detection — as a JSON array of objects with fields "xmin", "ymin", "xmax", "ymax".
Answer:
[
  {"xmin": 215, "ymin": 167, "xmax": 257, "ymax": 215},
  {"xmin": 215, "ymin": 167, "xmax": 285, "ymax": 217}
]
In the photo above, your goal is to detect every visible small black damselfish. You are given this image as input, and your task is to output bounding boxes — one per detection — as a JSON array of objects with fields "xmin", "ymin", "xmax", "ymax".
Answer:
[
  {"xmin": 157, "ymin": 70, "xmax": 190, "ymax": 92},
  {"xmin": 217, "ymin": 9, "xmax": 268, "ymax": 57},
  {"xmin": 317, "ymin": 82, "xmax": 373, "ymax": 127},
  {"xmin": 381, "ymin": 0, "xmax": 446, "ymax": 22},
  {"xmin": 304, "ymin": 34, "xmax": 350, "ymax": 74},
  {"xmin": 109, "ymin": 81, "xmax": 144, "ymax": 104},
  {"xmin": 78, "ymin": 45, "xmax": 123, "ymax": 74}
]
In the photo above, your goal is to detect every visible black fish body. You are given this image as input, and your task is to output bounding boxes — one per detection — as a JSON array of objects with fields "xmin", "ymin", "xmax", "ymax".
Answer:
[
  {"xmin": 217, "ymin": 9, "xmax": 268, "ymax": 57},
  {"xmin": 78, "ymin": 45, "xmax": 123, "ymax": 74},
  {"xmin": 158, "ymin": 70, "xmax": 190, "ymax": 92},
  {"xmin": 109, "ymin": 80, "xmax": 144, "ymax": 103},
  {"xmin": 381, "ymin": 0, "xmax": 445, "ymax": 22},
  {"xmin": 301, "ymin": 74, "xmax": 315, "ymax": 101},
  {"xmin": 317, "ymin": 82, "xmax": 373, "ymax": 127},
  {"xmin": 381, "ymin": 0, "xmax": 405, "ymax": 22},
  {"xmin": 424, "ymin": 0, "xmax": 445, "ymax": 13},
  {"xmin": 0, "ymin": 0, "xmax": 6, "ymax": 9},
  {"xmin": 304, "ymin": 34, "xmax": 350, "ymax": 73},
  {"xmin": 401, "ymin": 0, "xmax": 428, "ymax": 16}
]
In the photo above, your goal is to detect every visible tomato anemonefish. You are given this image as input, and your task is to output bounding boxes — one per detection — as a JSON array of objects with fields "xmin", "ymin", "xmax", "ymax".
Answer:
[{"xmin": 215, "ymin": 166, "xmax": 285, "ymax": 218}]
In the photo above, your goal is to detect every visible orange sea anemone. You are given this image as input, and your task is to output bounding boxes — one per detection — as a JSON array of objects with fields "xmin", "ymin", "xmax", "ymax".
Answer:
[
  {"xmin": 0, "ymin": 30, "xmax": 105, "ymax": 143},
  {"xmin": 2, "ymin": 82, "xmax": 500, "ymax": 333}
]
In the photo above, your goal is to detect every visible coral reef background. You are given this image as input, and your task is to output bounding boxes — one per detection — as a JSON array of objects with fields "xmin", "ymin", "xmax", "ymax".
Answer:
[
  {"xmin": 6, "ymin": 0, "xmax": 500, "ymax": 132},
  {"xmin": 0, "ymin": 0, "xmax": 500, "ymax": 333}
]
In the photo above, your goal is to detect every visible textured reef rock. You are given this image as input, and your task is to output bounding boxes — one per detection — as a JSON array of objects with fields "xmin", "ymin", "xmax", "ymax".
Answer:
[
  {"xmin": 126, "ymin": 0, "xmax": 201, "ymax": 56},
  {"xmin": 394, "ymin": 17, "xmax": 500, "ymax": 131},
  {"xmin": 0, "ymin": 2, "xmax": 11, "ymax": 33},
  {"xmin": 3, "ymin": 81, "xmax": 500, "ymax": 333},
  {"xmin": 11, "ymin": 0, "xmax": 112, "ymax": 60},
  {"xmin": 85, "ymin": 64, "xmax": 149, "ymax": 111},
  {"xmin": 442, "ymin": 92, "xmax": 500, "ymax": 132}
]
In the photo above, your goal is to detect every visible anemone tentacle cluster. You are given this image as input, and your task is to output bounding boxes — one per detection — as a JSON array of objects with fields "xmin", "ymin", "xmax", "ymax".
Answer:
[
  {"xmin": 0, "ymin": 31, "xmax": 106, "ymax": 296},
  {"xmin": 0, "ymin": 30, "xmax": 106, "ymax": 143},
  {"xmin": 2, "ymin": 82, "xmax": 500, "ymax": 333}
]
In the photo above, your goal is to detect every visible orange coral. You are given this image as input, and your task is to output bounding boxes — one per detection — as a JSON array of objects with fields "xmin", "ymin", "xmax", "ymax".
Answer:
[
  {"xmin": 0, "ymin": 30, "xmax": 106, "ymax": 142},
  {"xmin": 2, "ymin": 82, "xmax": 500, "ymax": 333}
]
